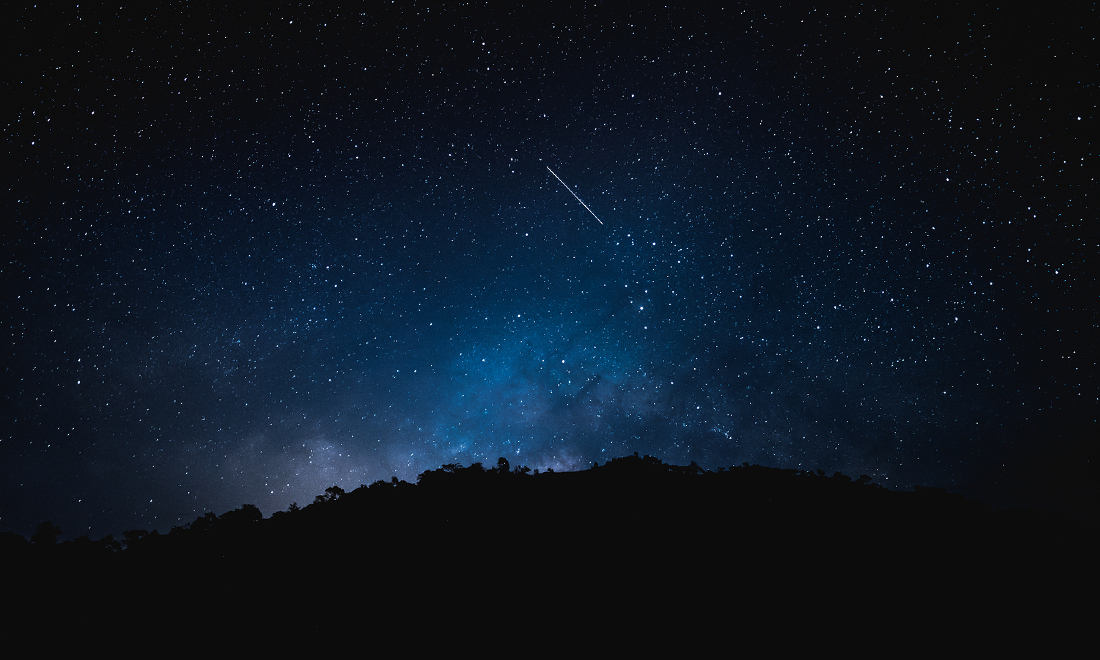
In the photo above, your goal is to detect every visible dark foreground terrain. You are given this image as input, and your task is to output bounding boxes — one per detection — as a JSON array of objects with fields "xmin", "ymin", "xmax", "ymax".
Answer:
[{"xmin": 5, "ymin": 456, "xmax": 1094, "ymax": 648}]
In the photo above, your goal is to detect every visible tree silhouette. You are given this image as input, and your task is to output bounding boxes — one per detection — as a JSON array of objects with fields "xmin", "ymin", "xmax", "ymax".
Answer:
[
  {"xmin": 100, "ymin": 535, "xmax": 122, "ymax": 553},
  {"xmin": 314, "ymin": 486, "xmax": 346, "ymax": 504},
  {"xmin": 189, "ymin": 511, "xmax": 219, "ymax": 534},
  {"xmin": 122, "ymin": 529, "xmax": 149, "ymax": 550},
  {"xmin": 220, "ymin": 504, "xmax": 263, "ymax": 527},
  {"xmin": 31, "ymin": 521, "xmax": 62, "ymax": 545}
]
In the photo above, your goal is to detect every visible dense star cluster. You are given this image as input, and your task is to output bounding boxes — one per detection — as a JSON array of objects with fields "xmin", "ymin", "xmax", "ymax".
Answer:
[{"xmin": 3, "ymin": 4, "xmax": 1094, "ymax": 538}]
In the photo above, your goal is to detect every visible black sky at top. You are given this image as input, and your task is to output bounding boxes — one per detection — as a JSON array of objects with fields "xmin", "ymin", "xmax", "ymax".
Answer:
[{"xmin": 2, "ymin": 2, "xmax": 1095, "ymax": 538}]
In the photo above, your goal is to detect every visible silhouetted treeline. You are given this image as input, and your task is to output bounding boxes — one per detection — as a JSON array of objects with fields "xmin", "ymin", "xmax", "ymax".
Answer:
[
  {"xmin": 6, "ymin": 454, "xmax": 1093, "ymax": 563},
  {"xmin": 4, "ymin": 455, "xmax": 1095, "ymax": 646}
]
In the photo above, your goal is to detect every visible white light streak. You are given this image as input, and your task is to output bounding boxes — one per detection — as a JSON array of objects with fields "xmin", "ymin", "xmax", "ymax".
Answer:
[{"xmin": 547, "ymin": 166, "xmax": 604, "ymax": 226}]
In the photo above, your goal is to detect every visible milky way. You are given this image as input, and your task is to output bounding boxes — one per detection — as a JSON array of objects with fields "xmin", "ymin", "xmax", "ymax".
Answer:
[{"xmin": 3, "ymin": 4, "xmax": 1094, "ymax": 538}]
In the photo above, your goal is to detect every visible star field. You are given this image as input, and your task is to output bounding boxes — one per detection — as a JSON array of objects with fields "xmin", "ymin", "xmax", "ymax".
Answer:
[{"xmin": 2, "ymin": 3, "xmax": 1094, "ymax": 538}]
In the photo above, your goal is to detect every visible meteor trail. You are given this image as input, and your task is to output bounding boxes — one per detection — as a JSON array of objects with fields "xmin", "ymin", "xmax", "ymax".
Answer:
[{"xmin": 547, "ymin": 166, "xmax": 604, "ymax": 225}]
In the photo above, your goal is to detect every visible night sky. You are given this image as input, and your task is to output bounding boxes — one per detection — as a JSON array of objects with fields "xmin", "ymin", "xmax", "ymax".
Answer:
[{"xmin": 3, "ymin": 3, "xmax": 1095, "ymax": 539}]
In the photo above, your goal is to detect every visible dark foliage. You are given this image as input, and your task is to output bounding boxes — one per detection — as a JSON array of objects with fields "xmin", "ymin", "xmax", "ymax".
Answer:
[
  {"xmin": 4, "ymin": 456, "xmax": 1094, "ymax": 647},
  {"xmin": 30, "ymin": 521, "xmax": 62, "ymax": 545}
]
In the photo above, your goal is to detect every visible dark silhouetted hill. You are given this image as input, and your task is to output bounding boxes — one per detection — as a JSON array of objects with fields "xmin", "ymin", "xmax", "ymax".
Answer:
[{"xmin": 5, "ymin": 456, "xmax": 1094, "ymax": 648}]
